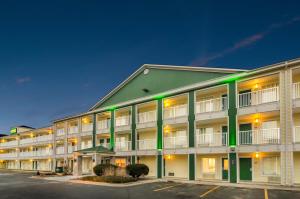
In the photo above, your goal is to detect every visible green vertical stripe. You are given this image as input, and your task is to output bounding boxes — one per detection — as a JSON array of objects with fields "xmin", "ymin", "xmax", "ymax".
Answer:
[
  {"xmin": 157, "ymin": 99, "xmax": 163, "ymax": 150},
  {"xmin": 229, "ymin": 153, "xmax": 237, "ymax": 183},
  {"xmin": 110, "ymin": 110, "xmax": 115, "ymax": 150},
  {"xmin": 92, "ymin": 113, "xmax": 96, "ymax": 147},
  {"xmin": 131, "ymin": 105, "xmax": 136, "ymax": 150},
  {"xmin": 188, "ymin": 91, "xmax": 195, "ymax": 147},
  {"xmin": 228, "ymin": 81, "xmax": 237, "ymax": 146},
  {"xmin": 131, "ymin": 155, "xmax": 136, "ymax": 164},
  {"xmin": 157, "ymin": 154, "xmax": 162, "ymax": 178},
  {"xmin": 189, "ymin": 153, "xmax": 195, "ymax": 180}
]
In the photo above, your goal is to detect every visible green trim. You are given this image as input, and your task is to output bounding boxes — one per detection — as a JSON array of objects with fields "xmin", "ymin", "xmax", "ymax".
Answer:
[
  {"xmin": 131, "ymin": 156, "xmax": 136, "ymax": 164},
  {"xmin": 229, "ymin": 153, "xmax": 237, "ymax": 183},
  {"xmin": 131, "ymin": 105, "xmax": 136, "ymax": 150},
  {"xmin": 157, "ymin": 154, "xmax": 162, "ymax": 178},
  {"xmin": 92, "ymin": 114, "xmax": 96, "ymax": 147},
  {"xmin": 110, "ymin": 110, "xmax": 115, "ymax": 150},
  {"xmin": 188, "ymin": 91, "xmax": 195, "ymax": 147},
  {"xmin": 228, "ymin": 81, "xmax": 237, "ymax": 146},
  {"xmin": 157, "ymin": 99, "xmax": 163, "ymax": 150},
  {"xmin": 188, "ymin": 153, "xmax": 195, "ymax": 180}
]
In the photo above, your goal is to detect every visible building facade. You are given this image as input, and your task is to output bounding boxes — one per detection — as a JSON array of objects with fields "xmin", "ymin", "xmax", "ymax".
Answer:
[{"xmin": 1, "ymin": 58, "xmax": 300, "ymax": 186}]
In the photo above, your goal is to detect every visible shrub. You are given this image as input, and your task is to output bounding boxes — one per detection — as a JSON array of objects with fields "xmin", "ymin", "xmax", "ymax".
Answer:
[
  {"xmin": 126, "ymin": 164, "xmax": 149, "ymax": 179},
  {"xmin": 93, "ymin": 164, "xmax": 118, "ymax": 176},
  {"xmin": 80, "ymin": 176, "xmax": 137, "ymax": 183}
]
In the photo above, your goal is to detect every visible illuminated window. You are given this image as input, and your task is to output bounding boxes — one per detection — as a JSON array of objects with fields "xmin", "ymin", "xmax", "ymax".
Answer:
[
  {"xmin": 115, "ymin": 158, "xmax": 126, "ymax": 168},
  {"xmin": 202, "ymin": 158, "xmax": 216, "ymax": 174},
  {"xmin": 262, "ymin": 156, "xmax": 280, "ymax": 176},
  {"xmin": 223, "ymin": 159, "xmax": 229, "ymax": 170}
]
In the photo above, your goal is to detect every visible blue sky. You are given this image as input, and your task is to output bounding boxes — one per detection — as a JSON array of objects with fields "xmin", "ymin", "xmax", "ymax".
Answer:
[{"xmin": 1, "ymin": 0, "xmax": 300, "ymax": 133}]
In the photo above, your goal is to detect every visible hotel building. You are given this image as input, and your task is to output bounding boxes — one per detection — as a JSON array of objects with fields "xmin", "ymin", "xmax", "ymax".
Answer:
[{"xmin": 1, "ymin": 58, "xmax": 300, "ymax": 186}]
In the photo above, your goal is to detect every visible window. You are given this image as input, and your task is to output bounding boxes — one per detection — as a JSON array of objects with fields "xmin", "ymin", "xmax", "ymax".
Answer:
[
  {"xmin": 262, "ymin": 156, "xmax": 280, "ymax": 176},
  {"xmin": 115, "ymin": 158, "xmax": 126, "ymax": 168},
  {"xmin": 202, "ymin": 158, "xmax": 216, "ymax": 174}
]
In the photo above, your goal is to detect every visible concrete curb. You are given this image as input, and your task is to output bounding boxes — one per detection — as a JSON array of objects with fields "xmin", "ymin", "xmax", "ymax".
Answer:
[{"xmin": 69, "ymin": 179, "xmax": 162, "ymax": 187}]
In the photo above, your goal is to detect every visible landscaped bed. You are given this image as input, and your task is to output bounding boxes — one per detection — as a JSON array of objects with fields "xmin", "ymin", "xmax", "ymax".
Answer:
[{"xmin": 80, "ymin": 175, "xmax": 137, "ymax": 183}]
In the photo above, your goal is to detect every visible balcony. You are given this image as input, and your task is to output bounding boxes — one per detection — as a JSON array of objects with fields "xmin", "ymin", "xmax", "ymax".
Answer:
[
  {"xmin": 136, "ymin": 139, "xmax": 156, "ymax": 150},
  {"xmin": 293, "ymin": 82, "xmax": 300, "ymax": 99},
  {"xmin": 0, "ymin": 153, "xmax": 17, "ymax": 159},
  {"xmin": 239, "ymin": 128, "xmax": 280, "ymax": 145},
  {"xmin": 81, "ymin": 141, "xmax": 92, "ymax": 150},
  {"xmin": 55, "ymin": 146, "xmax": 65, "ymax": 155},
  {"xmin": 68, "ymin": 126, "xmax": 79, "ymax": 135},
  {"xmin": 97, "ymin": 119, "xmax": 110, "ymax": 133},
  {"xmin": 164, "ymin": 104, "xmax": 188, "ymax": 120},
  {"xmin": 19, "ymin": 150, "xmax": 53, "ymax": 158},
  {"xmin": 195, "ymin": 131, "xmax": 227, "ymax": 147},
  {"xmin": 56, "ymin": 128, "xmax": 65, "ymax": 137},
  {"xmin": 115, "ymin": 141, "xmax": 131, "ymax": 152},
  {"xmin": 115, "ymin": 115, "xmax": 131, "ymax": 127},
  {"xmin": 99, "ymin": 142, "xmax": 110, "ymax": 149},
  {"xmin": 164, "ymin": 136, "xmax": 188, "ymax": 149},
  {"xmin": 294, "ymin": 126, "xmax": 300, "ymax": 143},
  {"xmin": 138, "ymin": 110, "xmax": 156, "ymax": 123},
  {"xmin": 67, "ymin": 145, "xmax": 78, "ymax": 153},
  {"xmin": 81, "ymin": 124, "xmax": 93, "ymax": 136},
  {"xmin": 19, "ymin": 135, "xmax": 53, "ymax": 146},
  {"xmin": 0, "ymin": 140, "xmax": 18, "ymax": 148},
  {"xmin": 238, "ymin": 87, "xmax": 279, "ymax": 108},
  {"xmin": 196, "ymin": 97, "xmax": 228, "ymax": 113}
]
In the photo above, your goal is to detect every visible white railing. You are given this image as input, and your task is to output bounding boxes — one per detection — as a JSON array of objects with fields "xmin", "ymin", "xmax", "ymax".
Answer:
[
  {"xmin": 67, "ymin": 145, "xmax": 78, "ymax": 153},
  {"xmin": 81, "ymin": 142, "xmax": 92, "ymax": 150},
  {"xmin": 196, "ymin": 132, "xmax": 227, "ymax": 147},
  {"xmin": 97, "ymin": 119, "xmax": 110, "ymax": 130},
  {"xmin": 294, "ymin": 126, "xmax": 300, "ymax": 143},
  {"xmin": 19, "ymin": 150, "xmax": 53, "ymax": 157},
  {"xmin": 239, "ymin": 128, "xmax": 280, "ymax": 145},
  {"xmin": 56, "ymin": 128, "xmax": 65, "ymax": 137},
  {"xmin": 68, "ymin": 126, "xmax": 79, "ymax": 134},
  {"xmin": 115, "ymin": 141, "xmax": 131, "ymax": 151},
  {"xmin": 115, "ymin": 115, "xmax": 131, "ymax": 127},
  {"xmin": 164, "ymin": 136, "xmax": 188, "ymax": 149},
  {"xmin": 19, "ymin": 135, "xmax": 53, "ymax": 145},
  {"xmin": 239, "ymin": 87, "xmax": 279, "ymax": 107},
  {"xmin": 0, "ymin": 140, "xmax": 18, "ymax": 147},
  {"xmin": 82, "ymin": 124, "xmax": 93, "ymax": 132},
  {"xmin": 55, "ymin": 146, "xmax": 65, "ymax": 155},
  {"xmin": 99, "ymin": 143, "xmax": 110, "ymax": 149},
  {"xmin": 0, "ymin": 153, "xmax": 17, "ymax": 158},
  {"xmin": 293, "ymin": 82, "xmax": 300, "ymax": 99},
  {"xmin": 138, "ymin": 111, "xmax": 157, "ymax": 124},
  {"xmin": 164, "ymin": 104, "xmax": 188, "ymax": 119},
  {"xmin": 137, "ymin": 139, "xmax": 156, "ymax": 150},
  {"xmin": 196, "ymin": 97, "xmax": 228, "ymax": 113}
]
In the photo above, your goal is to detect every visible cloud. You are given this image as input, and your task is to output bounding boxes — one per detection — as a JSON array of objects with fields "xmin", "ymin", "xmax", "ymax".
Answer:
[
  {"xmin": 192, "ymin": 16, "xmax": 300, "ymax": 65},
  {"xmin": 16, "ymin": 77, "xmax": 31, "ymax": 84}
]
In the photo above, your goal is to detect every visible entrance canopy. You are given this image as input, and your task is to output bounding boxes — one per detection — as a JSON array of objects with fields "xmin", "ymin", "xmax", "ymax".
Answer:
[{"xmin": 75, "ymin": 145, "xmax": 115, "ymax": 155}]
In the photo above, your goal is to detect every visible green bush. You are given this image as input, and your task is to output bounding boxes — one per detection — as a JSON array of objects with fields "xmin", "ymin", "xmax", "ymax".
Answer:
[
  {"xmin": 126, "ymin": 164, "xmax": 149, "ymax": 179},
  {"xmin": 80, "ymin": 176, "xmax": 137, "ymax": 183},
  {"xmin": 93, "ymin": 164, "xmax": 118, "ymax": 176}
]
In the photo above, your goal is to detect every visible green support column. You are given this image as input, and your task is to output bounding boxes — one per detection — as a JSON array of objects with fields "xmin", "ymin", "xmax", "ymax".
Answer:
[
  {"xmin": 110, "ymin": 110, "xmax": 115, "ymax": 150},
  {"xmin": 131, "ymin": 156, "xmax": 136, "ymax": 164},
  {"xmin": 189, "ymin": 154, "xmax": 195, "ymax": 180},
  {"xmin": 92, "ymin": 113, "xmax": 96, "ymax": 147},
  {"xmin": 131, "ymin": 105, "xmax": 136, "ymax": 150},
  {"xmin": 188, "ymin": 91, "xmax": 195, "ymax": 180},
  {"xmin": 228, "ymin": 81, "xmax": 237, "ymax": 183},
  {"xmin": 157, "ymin": 99, "xmax": 163, "ymax": 178}
]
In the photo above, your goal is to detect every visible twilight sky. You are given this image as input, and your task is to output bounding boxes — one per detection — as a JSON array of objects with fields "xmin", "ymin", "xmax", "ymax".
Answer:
[{"xmin": 1, "ymin": 0, "xmax": 300, "ymax": 133}]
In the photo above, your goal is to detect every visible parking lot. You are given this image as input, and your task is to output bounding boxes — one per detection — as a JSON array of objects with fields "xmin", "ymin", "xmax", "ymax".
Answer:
[{"xmin": 0, "ymin": 170, "xmax": 300, "ymax": 199}]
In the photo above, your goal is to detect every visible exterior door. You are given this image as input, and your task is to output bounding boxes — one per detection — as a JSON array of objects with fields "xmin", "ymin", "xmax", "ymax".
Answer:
[
  {"xmin": 221, "ymin": 126, "xmax": 228, "ymax": 146},
  {"xmin": 221, "ymin": 94, "xmax": 228, "ymax": 110},
  {"xmin": 222, "ymin": 158, "xmax": 229, "ymax": 180},
  {"xmin": 239, "ymin": 158, "xmax": 252, "ymax": 181},
  {"xmin": 239, "ymin": 123, "xmax": 252, "ymax": 144},
  {"xmin": 239, "ymin": 89, "xmax": 252, "ymax": 107}
]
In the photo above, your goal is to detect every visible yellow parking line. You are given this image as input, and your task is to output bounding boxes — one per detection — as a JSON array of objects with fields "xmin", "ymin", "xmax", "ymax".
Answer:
[
  {"xmin": 153, "ymin": 184, "xmax": 183, "ymax": 192},
  {"xmin": 264, "ymin": 189, "xmax": 269, "ymax": 199},
  {"xmin": 199, "ymin": 186, "xmax": 220, "ymax": 198}
]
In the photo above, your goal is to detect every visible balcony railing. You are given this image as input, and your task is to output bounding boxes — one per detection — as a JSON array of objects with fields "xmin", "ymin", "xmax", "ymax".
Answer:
[
  {"xmin": 239, "ymin": 128, "xmax": 280, "ymax": 145},
  {"xmin": 294, "ymin": 126, "xmax": 300, "ymax": 143},
  {"xmin": 137, "ymin": 110, "xmax": 157, "ymax": 124},
  {"xmin": 56, "ymin": 128, "xmax": 65, "ymax": 137},
  {"xmin": 164, "ymin": 136, "xmax": 188, "ymax": 149},
  {"xmin": 195, "ymin": 132, "xmax": 227, "ymax": 147},
  {"xmin": 82, "ymin": 124, "xmax": 93, "ymax": 132},
  {"xmin": 19, "ymin": 135, "xmax": 53, "ymax": 145},
  {"xmin": 0, "ymin": 153, "xmax": 17, "ymax": 158},
  {"xmin": 81, "ymin": 143, "xmax": 92, "ymax": 150},
  {"xmin": 164, "ymin": 104, "xmax": 188, "ymax": 119},
  {"xmin": 238, "ymin": 87, "xmax": 279, "ymax": 107},
  {"xmin": 115, "ymin": 115, "xmax": 131, "ymax": 127},
  {"xmin": 19, "ymin": 150, "xmax": 53, "ymax": 157},
  {"xmin": 196, "ymin": 97, "xmax": 228, "ymax": 113},
  {"xmin": 137, "ymin": 139, "xmax": 156, "ymax": 150},
  {"xmin": 68, "ymin": 126, "xmax": 79, "ymax": 134},
  {"xmin": 99, "ymin": 143, "xmax": 110, "ymax": 149},
  {"xmin": 293, "ymin": 82, "xmax": 300, "ymax": 99},
  {"xmin": 97, "ymin": 119, "xmax": 110, "ymax": 130},
  {"xmin": 115, "ymin": 141, "xmax": 131, "ymax": 151},
  {"xmin": 67, "ymin": 145, "xmax": 78, "ymax": 153},
  {"xmin": 0, "ymin": 140, "xmax": 18, "ymax": 148},
  {"xmin": 55, "ymin": 147, "xmax": 65, "ymax": 155}
]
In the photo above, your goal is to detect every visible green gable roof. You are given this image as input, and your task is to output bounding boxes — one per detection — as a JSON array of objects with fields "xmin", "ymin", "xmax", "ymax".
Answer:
[
  {"xmin": 90, "ymin": 64, "xmax": 242, "ymax": 110},
  {"xmin": 76, "ymin": 145, "xmax": 115, "ymax": 154}
]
